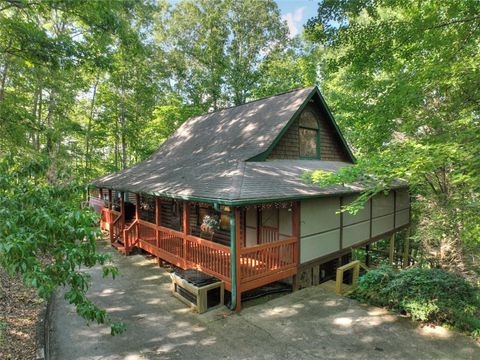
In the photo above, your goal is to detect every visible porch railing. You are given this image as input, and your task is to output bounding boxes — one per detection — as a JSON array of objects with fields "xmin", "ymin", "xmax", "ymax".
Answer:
[
  {"xmin": 100, "ymin": 208, "xmax": 110, "ymax": 231},
  {"xmin": 239, "ymin": 237, "xmax": 297, "ymax": 283},
  {"xmin": 108, "ymin": 217, "xmax": 298, "ymax": 290},
  {"xmin": 124, "ymin": 220, "xmax": 139, "ymax": 253},
  {"xmin": 111, "ymin": 212, "xmax": 123, "ymax": 243},
  {"xmin": 186, "ymin": 236, "xmax": 231, "ymax": 282},
  {"xmin": 259, "ymin": 226, "xmax": 279, "ymax": 243}
]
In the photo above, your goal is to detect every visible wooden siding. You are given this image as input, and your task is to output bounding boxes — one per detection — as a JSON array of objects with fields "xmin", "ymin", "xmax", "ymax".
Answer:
[
  {"xmin": 267, "ymin": 103, "xmax": 351, "ymax": 162},
  {"xmin": 299, "ymin": 190, "xmax": 410, "ymax": 264}
]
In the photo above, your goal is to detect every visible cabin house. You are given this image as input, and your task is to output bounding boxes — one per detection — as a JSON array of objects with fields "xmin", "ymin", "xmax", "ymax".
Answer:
[{"xmin": 89, "ymin": 86, "xmax": 410, "ymax": 311}]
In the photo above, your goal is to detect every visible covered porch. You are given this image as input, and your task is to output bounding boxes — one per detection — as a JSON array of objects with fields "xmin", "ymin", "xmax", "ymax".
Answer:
[{"xmin": 88, "ymin": 188, "xmax": 299, "ymax": 310}]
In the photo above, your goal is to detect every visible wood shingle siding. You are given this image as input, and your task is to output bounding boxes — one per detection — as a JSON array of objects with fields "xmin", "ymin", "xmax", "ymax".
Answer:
[
  {"xmin": 267, "ymin": 118, "xmax": 300, "ymax": 159},
  {"xmin": 267, "ymin": 103, "xmax": 351, "ymax": 162}
]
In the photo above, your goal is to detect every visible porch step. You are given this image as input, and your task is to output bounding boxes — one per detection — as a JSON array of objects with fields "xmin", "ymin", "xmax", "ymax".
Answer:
[{"xmin": 111, "ymin": 241, "xmax": 126, "ymax": 254}]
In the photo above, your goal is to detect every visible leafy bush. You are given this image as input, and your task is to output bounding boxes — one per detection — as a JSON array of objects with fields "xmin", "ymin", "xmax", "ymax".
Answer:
[
  {"xmin": 353, "ymin": 266, "xmax": 480, "ymax": 334},
  {"xmin": 0, "ymin": 156, "xmax": 124, "ymax": 334}
]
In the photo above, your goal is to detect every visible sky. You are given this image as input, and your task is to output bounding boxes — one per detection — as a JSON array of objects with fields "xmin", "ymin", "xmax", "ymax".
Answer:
[{"xmin": 276, "ymin": 0, "xmax": 318, "ymax": 37}]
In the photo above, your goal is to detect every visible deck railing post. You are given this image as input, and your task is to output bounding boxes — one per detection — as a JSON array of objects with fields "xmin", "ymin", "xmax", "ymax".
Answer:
[{"xmin": 182, "ymin": 201, "xmax": 189, "ymax": 266}]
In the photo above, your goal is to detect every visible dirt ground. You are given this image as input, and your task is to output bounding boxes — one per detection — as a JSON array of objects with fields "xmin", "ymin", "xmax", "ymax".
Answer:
[
  {"xmin": 0, "ymin": 269, "xmax": 44, "ymax": 360},
  {"xmin": 50, "ymin": 241, "xmax": 480, "ymax": 360}
]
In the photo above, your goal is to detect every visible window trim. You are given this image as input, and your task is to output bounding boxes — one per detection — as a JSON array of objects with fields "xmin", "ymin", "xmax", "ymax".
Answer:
[{"xmin": 299, "ymin": 124, "xmax": 320, "ymax": 159}]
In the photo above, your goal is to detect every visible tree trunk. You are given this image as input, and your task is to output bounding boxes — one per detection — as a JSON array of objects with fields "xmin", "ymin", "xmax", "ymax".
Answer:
[
  {"xmin": 0, "ymin": 60, "xmax": 9, "ymax": 103},
  {"xmin": 84, "ymin": 75, "xmax": 99, "ymax": 178},
  {"xmin": 120, "ymin": 81, "xmax": 127, "ymax": 170},
  {"xmin": 45, "ymin": 91, "xmax": 55, "ymax": 155},
  {"xmin": 114, "ymin": 112, "xmax": 119, "ymax": 171},
  {"xmin": 30, "ymin": 87, "xmax": 39, "ymax": 146},
  {"xmin": 36, "ymin": 86, "xmax": 43, "ymax": 150}
]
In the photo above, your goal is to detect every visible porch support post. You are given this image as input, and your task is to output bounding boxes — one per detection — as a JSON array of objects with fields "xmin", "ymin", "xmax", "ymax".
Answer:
[
  {"xmin": 118, "ymin": 191, "xmax": 125, "ymax": 250},
  {"xmin": 135, "ymin": 194, "xmax": 140, "ymax": 220},
  {"xmin": 108, "ymin": 189, "xmax": 113, "ymax": 210},
  {"xmin": 291, "ymin": 201, "xmax": 300, "ymax": 291},
  {"xmin": 235, "ymin": 207, "xmax": 242, "ymax": 312},
  {"xmin": 229, "ymin": 207, "xmax": 240, "ymax": 311},
  {"xmin": 365, "ymin": 244, "xmax": 371, "ymax": 267},
  {"xmin": 98, "ymin": 187, "xmax": 102, "ymax": 199},
  {"xmin": 389, "ymin": 233, "xmax": 396, "ymax": 266},
  {"xmin": 183, "ymin": 201, "xmax": 189, "ymax": 266},
  {"xmin": 120, "ymin": 192, "xmax": 125, "ymax": 229},
  {"xmin": 402, "ymin": 227, "xmax": 411, "ymax": 268},
  {"xmin": 156, "ymin": 197, "xmax": 161, "ymax": 266},
  {"xmin": 108, "ymin": 189, "xmax": 113, "ymax": 243}
]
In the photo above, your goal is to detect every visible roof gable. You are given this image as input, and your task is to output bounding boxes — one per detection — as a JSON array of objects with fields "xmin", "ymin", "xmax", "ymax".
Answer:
[
  {"xmin": 91, "ymin": 86, "xmax": 357, "ymax": 202},
  {"xmin": 248, "ymin": 87, "xmax": 355, "ymax": 162},
  {"xmin": 148, "ymin": 86, "xmax": 316, "ymax": 164}
]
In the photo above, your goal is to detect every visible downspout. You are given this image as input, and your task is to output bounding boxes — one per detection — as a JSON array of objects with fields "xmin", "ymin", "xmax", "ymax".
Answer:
[{"xmin": 229, "ymin": 210, "xmax": 237, "ymax": 310}]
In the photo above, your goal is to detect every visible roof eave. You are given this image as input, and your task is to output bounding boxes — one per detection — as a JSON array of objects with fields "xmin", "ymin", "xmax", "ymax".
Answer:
[{"xmin": 89, "ymin": 183, "xmax": 408, "ymax": 206}]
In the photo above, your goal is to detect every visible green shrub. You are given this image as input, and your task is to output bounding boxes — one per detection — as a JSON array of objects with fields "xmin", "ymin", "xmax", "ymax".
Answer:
[{"xmin": 352, "ymin": 266, "xmax": 480, "ymax": 335}]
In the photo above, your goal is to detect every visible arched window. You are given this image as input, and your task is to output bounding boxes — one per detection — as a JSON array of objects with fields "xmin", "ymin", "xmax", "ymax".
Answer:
[{"xmin": 299, "ymin": 110, "xmax": 320, "ymax": 159}]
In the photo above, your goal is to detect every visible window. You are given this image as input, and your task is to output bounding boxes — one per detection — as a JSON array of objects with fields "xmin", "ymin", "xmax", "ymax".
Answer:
[{"xmin": 299, "ymin": 111, "xmax": 320, "ymax": 159}]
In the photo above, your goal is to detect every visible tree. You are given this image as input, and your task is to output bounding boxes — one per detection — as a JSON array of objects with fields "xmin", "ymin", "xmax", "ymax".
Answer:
[
  {"xmin": 166, "ymin": 0, "xmax": 229, "ymax": 111},
  {"xmin": 227, "ymin": 0, "xmax": 288, "ymax": 105},
  {"xmin": 253, "ymin": 37, "xmax": 317, "ymax": 98},
  {"xmin": 0, "ymin": 0, "xmax": 160, "ymax": 333},
  {"xmin": 305, "ymin": 0, "xmax": 480, "ymax": 272},
  {"xmin": 163, "ymin": 0, "xmax": 289, "ymax": 108}
]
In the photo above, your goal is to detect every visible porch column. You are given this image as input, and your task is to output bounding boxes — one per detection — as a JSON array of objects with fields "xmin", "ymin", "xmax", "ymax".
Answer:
[
  {"xmin": 229, "ymin": 206, "xmax": 241, "ymax": 311},
  {"xmin": 365, "ymin": 244, "xmax": 371, "ymax": 267},
  {"xmin": 389, "ymin": 233, "xmax": 396, "ymax": 266},
  {"xmin": 402, "ymin": 227, "xmax": 411, "ymax": 268},
  {"xmin": 108, "ymin": 189, "xmax": 113, "ymax": 210},
  {"xmin": 108, "ymin": 189, "xmax": 113, "ymax": 243},
  {"xmin": 291, "ymin": 201, "xmax": 300, "ymax": 291},
  {"xmin": 234, "ymin": 207, "xmax": 242, "ymax": 312},
  {"xmin": 135, "ymin": 194, "xmax": 140, "ymax": 220},
  {"xmin": 182, "ymin": 201, "xmax": 189, "ymax": 265},
  {"xmin": 118, "ymin": 191, "xmax": 128, "ymax": 250},
  {"xmin": 156, "ymin": 197, "xmax": 161, "ymax": 266},
  {"xmin": 98, "ymin": 187, "xmax": 102, "ymax": 199},
  {"xmin": 120, "ymin": 192, "xmax": 125, "ymax": 228}
]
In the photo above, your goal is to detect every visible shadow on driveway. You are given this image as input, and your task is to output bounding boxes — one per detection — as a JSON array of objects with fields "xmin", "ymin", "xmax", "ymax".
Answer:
[{"xmin": 50, "ymin": 241, "xmax": 480, "ymax": 359}]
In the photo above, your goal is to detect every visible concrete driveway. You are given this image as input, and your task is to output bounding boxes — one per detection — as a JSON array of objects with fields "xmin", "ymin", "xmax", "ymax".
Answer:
[{"xmin": 50, "ymin": 241, "xmax": 480, "ymax": 360}]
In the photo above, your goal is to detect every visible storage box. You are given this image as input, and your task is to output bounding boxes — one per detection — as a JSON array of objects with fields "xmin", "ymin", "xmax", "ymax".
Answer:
[{"xmin": 171, "ymin": 271, "xmax": 224, "ymax": 313}]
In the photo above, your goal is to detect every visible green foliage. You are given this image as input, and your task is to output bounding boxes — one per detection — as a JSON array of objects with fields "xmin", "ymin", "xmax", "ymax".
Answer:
[
  {"xmin": 164, "ymin": 0, "xmax": 289, "ymax": 108},
  {"xmin": 305, "ymin": 0, "xmax": 480, "ymax": 269},
  {"xmin": 149, "ymin": 94, "xmax": 204, "ymax": 147},
  {"xmin": 0, "ymin": 155, "xmax": 123, "ymax": 334},
  {"xmin": 0, "ymin": 0, "xmax": 308, "ymax": 332},
  {"xmin": 353, "ymin": 266, "xmax": 480, "ymax": 334}
]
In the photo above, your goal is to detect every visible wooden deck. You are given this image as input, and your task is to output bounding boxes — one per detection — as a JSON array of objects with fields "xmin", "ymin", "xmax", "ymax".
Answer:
[
  {"xmin": 131, "ymin": 219, "xmax": 297, "ymax": 292},
  {"xmin": 97, "ymin": 206, "xmax": 298, "ymax": 295},
  {"xmin": 92, "ymin": 198, "xmax": 300, "ymax": 311}
]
